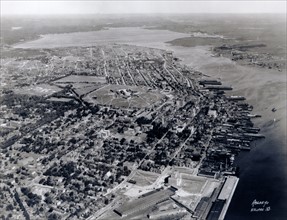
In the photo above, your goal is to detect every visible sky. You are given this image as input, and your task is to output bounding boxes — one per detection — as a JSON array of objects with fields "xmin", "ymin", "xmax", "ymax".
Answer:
[{"xmin": 1, "ymin": 0, "xmax": 286, "ymax": 15}]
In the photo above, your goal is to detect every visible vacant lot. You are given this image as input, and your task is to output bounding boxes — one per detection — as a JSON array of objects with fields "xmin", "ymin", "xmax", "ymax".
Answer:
[
  {"xmin": 180, "ymin": 177, "xmax": 206, "ymax": 194},
  {"xmin": 169, "ymin": 167, "xmax": 208, "ymax": 194}
]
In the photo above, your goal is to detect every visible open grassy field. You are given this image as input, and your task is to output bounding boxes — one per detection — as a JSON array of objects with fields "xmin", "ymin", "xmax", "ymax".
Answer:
[
  {"xmin": 53, "ymin": 75, "xmax": 106, "ymax": 84},
  {"xmin": 52, "ymin": 75, "xmax": 108, "ymax": 96},
  {"xmin": 83, "ymin": 84, "xmax": 164, "ymax": 108},
  {"xmin": 13, "ymin": 84, "xmax": 61, "ymax": 96},
  {"xmin": 131, "ymin": 170, "xmax": 160, "ymax": 186},
  {"xmin": 74, "ymin": 84, "xmax": 106, "ymax": 96},
  {"xmin": 47, "ymin": 97, "xmax": 74, "ymax": 102}
]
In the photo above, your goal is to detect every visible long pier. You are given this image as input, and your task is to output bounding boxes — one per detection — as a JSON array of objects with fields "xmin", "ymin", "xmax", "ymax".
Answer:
[
  {"xmin": 206, "ymin": 176, "xmax": 239, "ymax": 220},
  {"xmin": 218, "ymin": 176, "xmax": 239, "ymax": 220}
]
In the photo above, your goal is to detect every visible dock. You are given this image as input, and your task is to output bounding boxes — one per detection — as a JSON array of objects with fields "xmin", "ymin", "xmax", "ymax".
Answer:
[
  {"xmin": 206, "ymin": 176, "xmax": 239, "ymax": 220},
  {"xmin": 218, "ymin": 176, "xmax": 239, "ymax": 220},
  {"xmin": 205, "ymin": 85, "xmax": 233, "ymax": 91}
]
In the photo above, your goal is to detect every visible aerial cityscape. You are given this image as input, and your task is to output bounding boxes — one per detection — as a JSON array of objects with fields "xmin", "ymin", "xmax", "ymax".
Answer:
[{"xmin": 0, "ymin": 1, "xmax": 286, "ymax": 220}]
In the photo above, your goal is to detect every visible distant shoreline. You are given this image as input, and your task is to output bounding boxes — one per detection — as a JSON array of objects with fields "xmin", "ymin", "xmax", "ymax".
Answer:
[{"xmin": 10, "ymin": 35, "xmax": 43, "ymax": 48}]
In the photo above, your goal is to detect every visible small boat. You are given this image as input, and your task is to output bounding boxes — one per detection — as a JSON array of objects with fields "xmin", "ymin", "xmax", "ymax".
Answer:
[{"xmin": 247, "ymin": 114, "xmax": 261, "ymax": 118}]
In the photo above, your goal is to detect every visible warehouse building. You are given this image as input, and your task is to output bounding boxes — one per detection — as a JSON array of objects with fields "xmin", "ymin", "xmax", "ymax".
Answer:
[{"xmin": 114, "ymin": 187, "xmax": 176, "ymax": 217}]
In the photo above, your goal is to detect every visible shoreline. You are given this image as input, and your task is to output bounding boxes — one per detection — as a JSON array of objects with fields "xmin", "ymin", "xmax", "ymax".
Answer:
[{"xmin": 10, "ymin": 35, "xmax": 43, "ymax": 48}]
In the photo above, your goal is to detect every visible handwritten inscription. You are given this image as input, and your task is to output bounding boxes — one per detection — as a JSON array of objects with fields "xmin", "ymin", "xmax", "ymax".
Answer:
[{"xmin": 250, "ymin": 199, "xmax": 271, "ymax": 212}]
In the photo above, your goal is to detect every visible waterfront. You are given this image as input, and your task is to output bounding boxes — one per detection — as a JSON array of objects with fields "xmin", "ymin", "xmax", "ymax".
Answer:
[
  {"xmin": 13, "ymin": 26, "xmax": 287, "ymax": 219},
  {"xmin": 169, "ymin": 45, "xmax": 287, "ymax": 219}
]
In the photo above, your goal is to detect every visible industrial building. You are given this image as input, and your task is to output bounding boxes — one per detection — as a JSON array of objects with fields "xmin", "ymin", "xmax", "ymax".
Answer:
[{"xmin": 114, "ymin": 187, "xmax": 176, "ymax": 217}]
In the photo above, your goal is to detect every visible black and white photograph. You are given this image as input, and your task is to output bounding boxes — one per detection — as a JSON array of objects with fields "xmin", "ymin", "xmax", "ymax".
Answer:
[{"xmin": 0, "ymin": 1, "xmax": 286, "ymax": 219}]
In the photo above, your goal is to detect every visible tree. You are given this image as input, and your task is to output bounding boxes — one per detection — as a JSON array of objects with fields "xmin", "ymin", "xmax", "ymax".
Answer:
[
  {"xmin": 6, "ymin": 204, "xmax": 13, "ymax": 211},
  {"xmin": 45, "ymin": 196, "xmax": 53, "ymax": 204},
  {"xmin": 48, "ymin": 213, "xmax": 60, "ymax": 220},
  {"xmin": 21, "ymin": 187, "xmax": 30, "ymax": 195},
  {"xmin": 120, "ymin": 138, "xmax": 126, "ymax": 145}
]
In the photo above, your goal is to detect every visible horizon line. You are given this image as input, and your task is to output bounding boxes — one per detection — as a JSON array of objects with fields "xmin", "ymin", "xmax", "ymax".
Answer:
[{"xmin": 2, "ymin": 12, "xmax": 286, "ymax": 16}]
